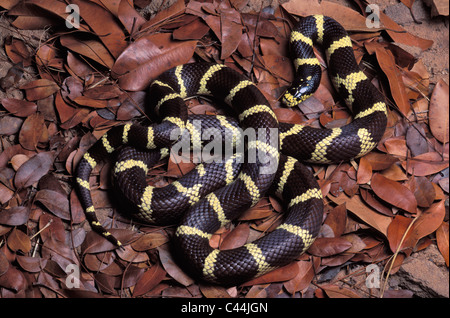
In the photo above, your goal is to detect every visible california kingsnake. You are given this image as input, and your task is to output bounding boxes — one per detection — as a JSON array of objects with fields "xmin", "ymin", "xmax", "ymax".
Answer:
[{"xmin": 75, "ymin": 15, "xmax": 387, "ymax": 285}]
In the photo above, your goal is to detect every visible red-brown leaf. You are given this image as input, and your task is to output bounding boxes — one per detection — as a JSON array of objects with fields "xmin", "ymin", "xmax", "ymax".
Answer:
[
  {"xmin": 1, "ymin": 98, "xmax": 37, "ymax": 117},
  {"xmin": 19, "ymin": 79, "xmax": 58, "ymax": 101},
  {"xmin": 429, "ymin": 79, "xmax": 449, "ymax": 143},
  {"xmin": 0, "ymin": 206, "xmax": 30, "ymax": 226},
  {"xmin": 18, "ymin": 113, "xmax": 46, "ymax": 150},
  {"xmin": 14, "ymin": 151, "xmax": 54, "ymax": 189},
  {"xmin": 371, "ymin": 173, "xmax": 417, "ymax": 213},
  {"xmin": 133, "ymin": 263, "xmax": 167, "ymax": 297}
]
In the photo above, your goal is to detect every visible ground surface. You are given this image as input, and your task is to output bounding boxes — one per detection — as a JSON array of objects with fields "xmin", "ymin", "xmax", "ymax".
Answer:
[{"xmin": 0, "ymin": 0, "xmax": 448, "ymax": 299}]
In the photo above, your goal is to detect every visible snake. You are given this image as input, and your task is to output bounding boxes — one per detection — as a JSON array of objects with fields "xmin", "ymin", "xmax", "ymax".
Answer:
[{"xmin": 75, "ymin": 15, "xmax": 387, "ymax": 285}]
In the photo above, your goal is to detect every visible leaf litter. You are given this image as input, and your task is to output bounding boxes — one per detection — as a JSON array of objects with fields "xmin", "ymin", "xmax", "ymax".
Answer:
[{"xmin": 0, "ymin": 0, "xmax": 448, "ymax": 298}]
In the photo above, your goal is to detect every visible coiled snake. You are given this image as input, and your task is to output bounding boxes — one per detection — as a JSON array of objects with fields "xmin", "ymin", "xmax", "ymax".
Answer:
[{"xmin": 75, "ymin": 15, "xmax": 387, "ymax": 285}]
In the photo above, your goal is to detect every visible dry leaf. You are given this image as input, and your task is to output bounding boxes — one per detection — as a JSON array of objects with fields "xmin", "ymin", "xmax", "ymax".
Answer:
[
  {"xmin": 371, "ymin": 173, "xmax": 418, "ymax": 213},
  {"xmin": 436, "ymin": 222, "xmax": 449, "ymax": 266},
  {"xmin": 429, "ymin": 79, "xmax": 449, "ymax": 143}
]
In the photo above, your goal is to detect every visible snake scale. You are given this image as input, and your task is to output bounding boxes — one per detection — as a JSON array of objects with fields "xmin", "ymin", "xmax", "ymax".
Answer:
[{"xmin": 75, "ymin": 15, "xmax": 387, "ymax": 285}]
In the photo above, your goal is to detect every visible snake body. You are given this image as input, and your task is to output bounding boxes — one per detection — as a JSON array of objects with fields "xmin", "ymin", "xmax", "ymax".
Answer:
[{"xmin": 75, "ymin": 15, "xmax": 387, "ymax": 285}]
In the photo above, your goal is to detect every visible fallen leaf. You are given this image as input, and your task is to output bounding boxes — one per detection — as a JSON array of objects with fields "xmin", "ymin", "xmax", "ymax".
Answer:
[
  {"xmin": 131, "ymin": 230, "xmax": 169, "ymax": 251},
  {"xmin": 429, "ymin": 79, "xmax": 449, "ymax": 143},
  {"xmin": 35, "ymin": 189, "xmax": 71, "ymax": 220},
  {"xmin": 7, "ymin": 228, "xmax": 31, "ymax": 253},
  {"xmin": 199, "ymin": 284, "xmax": 232, "ymax": 298},
  {"xmin": 133, "ymin": 263, "xmax": 167, "ymax": 297},
  {"xmin": 19, "ymin": 79, "xmax": 58, "ymax": 101},
  {"xmin": 379, "ymin": 11, "xmax": 433, "ymax": 51},
  {"xmin": 0, "ymin": 206, "xmax": 30, "ymax": 226},
  {"xmin": 157, "ymin": 244, "xmax": 195, "ymax": 286},
  {"xmin": 71, "ymin": 0, "xmax": 127, "ymax": 58},
  {"xmin": 436, "ymin": 222, "xmax": 449, "ymax": 266},
  {"xmin": 319, "ymin": 283, "xmax": 361, "ymax": 298},
  {"xmin": 18, "ymin": 113, "xmax": 46, "ymax": 150},
  {"xmin": 241, "ymin": 261, "xmax": 300, "ymax": 286},
  {"xmin": 371, "ymin": 173, "xmax": 417, "ymax": 213},
  {"xmin": 1, "ymin": 98, "xmax": 37, "ymax": 117},
  {"xmin": 308, "ymin": 237, "xmax": 352, "ymax": 257},
  {"xmin": 60, "ymin": 35, "xmax": 115, "ymax": 69},
  {"xmin": 402, "ymin": 152, "xmax": 449, "ymax": 176},
  {"xmin": 283, "ymin": 260, "xmax": 315, "ymax": 294},
  {"xmin": 357, "ymin": 156, "xmax": 372, "ymax": 184},
  {"xmin": 14, "ymin": 151, "xmax": 54, "ymax": 189},
  {"xmin": 328, "ymin": 192, "xmax": 391, "ymax": 237}
]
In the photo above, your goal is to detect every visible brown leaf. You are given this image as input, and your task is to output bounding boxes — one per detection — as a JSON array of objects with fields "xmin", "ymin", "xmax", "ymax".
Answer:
[
  {"xmin": 282, "ymin": 0, "xmax": 376, "ymax": 32},
  {"xmin": 387, "ymin": 215, "xmax": 415, "ymax": 253},
  {"xmin": 19, "ymin": 113, "xmax": 46, "ymax": 151},
  {"xmin": 384, "ymin": 137, "xmax": 408, "ymax": 158},
  {"xmin": 219, "ymin": 223, "xmax": 249, "ymax": 250},
  {"xmin": 133, "ymin": 263, "xmax": 167, "ymax": 297},
  {"xmin": 118, "ymin": 0, "xmax": 146, "ymax": 34},
  {"xmin": 371, "ymin": 173, "xmax": 417, "ymax": 213},
  {"xmin": 0, "ymin": 263, "xmax": 27, "ymax": 292},
  {"xmin": 242, "ymin": 261, "xmax": 300, "ymax": 286},
  {"xmin": 401, "ymin": 152, "xmax": 449, "ymax": 176},
  {"xmin": 173, "ymin": 18, "xmax": 210, "ymax": 40},
  {"xmin": 328, "ymin": 192, "xmax": 391, "ymax": 237},
  {"xmin": 199, "ymin": 284, "xmax": 232, "ymax": 298},
  {"xmin": 5, "ymin": 37, "xmax": 31, "ymax": 66},
  {"xmin": 14, "ymin": 151, "xmax": 54, "ymax": 189},
  {"xmin": 379, "ymin": 11, "xmax": 433, "ymax": 51},
  {"xmin": 131, "ymin": 231, "xmax": 169, "ymax": 252},
  {"xmin": 19, "ymin": 79, "xmax": 58, "ymax": 101},
  {"xmin": 0, "ymin": 63, "xmax": 23, "ymax": 90},
  {"xmin": 117, "ymin": 245, "xmax": 149, "ymax": 263},
  {"xmin": 323, "ymin": 204, "xmax": 347, "ymax": 237},
  {"xmin": 0, "ymin": 116, "xmax": 23, "ymax": 135},
  {"xmin": 388, "ymin": 201, "xmax": 445, "ymax": 253},
  {"xmin": 16, "ymin": 255, "xmax": 47, "ymax": 273},
  {"xmin": 410, "ymin": 200, "xmax": 445, "ymax": 245},
  {"xmin": 0, "ymin": 206, "xmax": 30, "ymax": 226},
  {"xmin": 409, "ymin": 176, "xmax": 436, "ymax": 208},
  {"xmin": 7, "ymin": 228, "xmax": 31, "ymax": 253},
  {"xmin": 38, "ymin": 213, "xmax": 66, "ymax": 243},
  {"xmin": 219, "ymin": 7, "xmax": 242, "ymax": 60},
  {"xmin": 1, "ymin": 98, "xmax": 37, "ymax": 117},
  {"xmin": 60, "ymin": 35, "xmax": 115, "ymax": 69},
  {"xmin": 157, "ymin": 244, "xmax": 194, "ymax": 286},
  {"xmin": 357, "ymin": 156, "xmax": 372, "ymax": 184},
  {"xmin": 436, "ymin": 222, "xmax": 449, "ymax": 266},
  {"xmin": 363, "ymin": 152, "xmax": 399, "ymax": 170},
  {"xmin": 0, "ymin": 183, "xmax": 14, "ymax": 205},
  {"xmin": 141, "ymin": 0, "xmax": 186, "ymax": 30},
  {"xmin": 307, "ymin": 237, "xmax": 352, "ymax": 257},
  {"xmin": 320, "ymin": 283, "xmax": 361, "ymax": 298},
  {"xmin": 283, "ymin": 260, "xmax": 315, "ymax": 294},
  {"xmin": 360, "ymin": 188, "xmax": 394, "ymax": 217},
  {"xmin": 429, "ymin": 79, "xmax": 449, "ymax": 143},
  {"xmin": 370, "ymin": 44, "xmax": 410, "ymax": 116},
  {"xmin": 71, "ymin": 0, "xmax": 127, "ymax": 59},
  {"xmin": 0, "ymin": 251, "xmax": 8, "ymax": 276},
  {"xmin": 406, "ymin": 123, "xmax": 429, "ymax": 157},
  {"xmin": 114, "ymin": 34, "xmax": 197, "ymax": 91}
]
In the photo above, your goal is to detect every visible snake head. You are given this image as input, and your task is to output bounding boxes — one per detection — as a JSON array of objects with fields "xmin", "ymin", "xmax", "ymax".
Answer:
[{"xmin": 282, "ymin": 75, "xmax": 318, "ymax": 107}]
